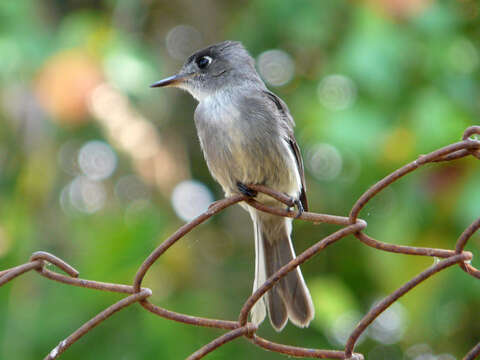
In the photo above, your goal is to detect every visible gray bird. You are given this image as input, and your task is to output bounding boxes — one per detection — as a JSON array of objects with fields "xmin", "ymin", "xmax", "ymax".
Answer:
[{"xmin": 151, "ymin": 41, "xmax": 314, "ymax": 331}]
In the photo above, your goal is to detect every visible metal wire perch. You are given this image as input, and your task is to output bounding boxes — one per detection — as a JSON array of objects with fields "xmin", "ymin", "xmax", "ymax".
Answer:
[{"xmin": 0, "ymin": 126, "xmax": 479, "ymax": 360}]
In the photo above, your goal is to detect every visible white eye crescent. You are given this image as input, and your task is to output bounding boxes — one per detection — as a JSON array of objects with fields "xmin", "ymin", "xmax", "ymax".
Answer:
[{"xmin": 196, "ymin": 56, "xmax": 212, "ymax": 69}]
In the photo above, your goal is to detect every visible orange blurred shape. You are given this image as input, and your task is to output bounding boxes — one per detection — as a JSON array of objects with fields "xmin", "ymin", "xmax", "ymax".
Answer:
[
  {"xmin": 368, "ymin": 0, "xmax": 433, "ymax": 19},
  {"xmin": 35, "ymin": 49, "xmax": 103, "ymax": 125}
]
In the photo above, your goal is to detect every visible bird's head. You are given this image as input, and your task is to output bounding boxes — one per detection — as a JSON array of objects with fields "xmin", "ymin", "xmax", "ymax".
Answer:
[{"xmin": 151, "ymin": 41, "xmax": 260, "ymax": 101}]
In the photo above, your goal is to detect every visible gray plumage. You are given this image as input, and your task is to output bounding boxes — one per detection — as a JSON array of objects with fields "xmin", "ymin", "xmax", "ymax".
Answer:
[{"xmin": 151, "ymin": 41, "xmax": 314, "ymax": 331}]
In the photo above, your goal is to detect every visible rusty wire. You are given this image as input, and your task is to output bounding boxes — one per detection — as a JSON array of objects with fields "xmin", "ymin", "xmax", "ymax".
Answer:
[{"xmin": 1, "ymin": 125, "xmax": 479, "ymax": 360}]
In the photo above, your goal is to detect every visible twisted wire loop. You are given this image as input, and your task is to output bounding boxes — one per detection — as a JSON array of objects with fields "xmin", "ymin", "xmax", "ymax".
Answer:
[{"xmin": 0, "ymin": 126, "xmax": 479, "ymax": 359}]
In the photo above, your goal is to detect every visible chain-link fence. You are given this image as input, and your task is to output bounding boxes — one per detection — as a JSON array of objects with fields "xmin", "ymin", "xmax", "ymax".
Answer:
[{"xmin": 1, "ymin": 126, "xmax": 479, "ymax": 360}]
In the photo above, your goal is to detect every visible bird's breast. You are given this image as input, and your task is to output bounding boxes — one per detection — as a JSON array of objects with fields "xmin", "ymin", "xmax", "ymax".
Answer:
[
  {"xmin": 194, "ymin": 93, "xmax": 299, "ymax": 197},
  {"xmin": 195, "ymin": 94, "xmax": 247, "ymax": 155},
  {"xmin": 195, "ymin": 95, "xmax": 247, "ymax": 178}
]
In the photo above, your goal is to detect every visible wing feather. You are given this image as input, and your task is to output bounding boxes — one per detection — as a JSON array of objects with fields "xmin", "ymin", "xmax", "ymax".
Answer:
[{"xmin": 263, "ymin": 90, "xmax": 308, "ymax": 211}]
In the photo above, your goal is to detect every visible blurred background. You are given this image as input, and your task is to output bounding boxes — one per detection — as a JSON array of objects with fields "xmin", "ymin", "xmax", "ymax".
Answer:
[{"xmin": 0, "ymin": 0, "xmax": 479, "ymax": 359}]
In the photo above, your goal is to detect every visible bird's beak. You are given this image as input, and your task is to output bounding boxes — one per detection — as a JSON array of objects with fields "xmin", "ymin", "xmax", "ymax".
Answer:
[{"xmin": 150, "ymin": 73, "xmax": 193, "ymax": 88}]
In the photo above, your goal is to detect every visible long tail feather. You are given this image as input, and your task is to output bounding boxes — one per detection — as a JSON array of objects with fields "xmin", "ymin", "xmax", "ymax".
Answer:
[{"xmin": 250, "ymin": 211, "xmax": 314, "ymax": 331}]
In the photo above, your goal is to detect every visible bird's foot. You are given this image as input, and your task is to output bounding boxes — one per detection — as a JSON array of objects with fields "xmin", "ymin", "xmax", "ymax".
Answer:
[
  {"xmin": 237, "ymin": 182, "xmax": 257, "ymax": 198},
  {"xmin": 286, "ymin": 197, "xmax": 304, "ymax": 219}
]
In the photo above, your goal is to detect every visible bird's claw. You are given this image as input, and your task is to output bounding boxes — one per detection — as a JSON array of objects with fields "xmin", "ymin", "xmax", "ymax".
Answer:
[
  {"xmin": 237, "ymin": 182, "xmax": 257, "ymax": 198},
  {"xmin": 286, "ymin": 198, "xmax": 304, "ymax": 219}
]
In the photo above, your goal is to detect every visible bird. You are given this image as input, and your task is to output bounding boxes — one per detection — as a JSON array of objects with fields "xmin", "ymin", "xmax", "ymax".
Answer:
[{"xmin": 151, "ymin": 40, "xmax": 314, "ymax": 331}]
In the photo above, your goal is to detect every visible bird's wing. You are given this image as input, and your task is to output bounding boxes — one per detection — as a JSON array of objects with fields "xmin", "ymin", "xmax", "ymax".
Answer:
[{"xmin": 262, "ymin": 90, "xmax": 308, "ymax": 211}]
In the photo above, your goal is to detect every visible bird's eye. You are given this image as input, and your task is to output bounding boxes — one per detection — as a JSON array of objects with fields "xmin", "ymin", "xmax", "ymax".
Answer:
[{"xmin": 196, "ymin": 56, "xmax": 212, "ymax": 69}]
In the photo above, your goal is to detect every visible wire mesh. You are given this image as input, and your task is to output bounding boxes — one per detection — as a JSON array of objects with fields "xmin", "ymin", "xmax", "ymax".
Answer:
[{"xmin": 1, "ymin": 126, "xmax": 479, "ymax": 360}]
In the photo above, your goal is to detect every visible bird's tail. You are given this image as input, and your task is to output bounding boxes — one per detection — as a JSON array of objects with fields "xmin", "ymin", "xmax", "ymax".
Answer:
[{"xmin": 250, "ymin": 211, "xmax": 314, "ymax": 331}]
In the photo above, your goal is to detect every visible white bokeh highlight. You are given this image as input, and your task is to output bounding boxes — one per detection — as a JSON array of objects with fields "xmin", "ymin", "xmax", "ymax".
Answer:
[
  {"xmin": 317, "ymin": 74, "xmax": 357, "ymax": 111},
  {"xmin": 171, "ymin": 180, "xmax": 214, "ymax": 222},
  {"xmin": 328, "ymin": 310, "xmax": 366, "ymax": 346},
  {"xmin": 78, "ymin": 140, "xmax": 117, "ymax": 181},
  {"xmin": 368, "ymin": 301, "xmax": 406, "ymax": 344},
  {"xmin": 307, "ymin": 143, "xmax": 343, "ymax": 181},
  {"xmin": 257, "ymin": 49, "xmax": 295, "ymax": 87},
  {"xmin": 166, "ymin": 25, "xmax": 202, "ymax": 61},
  {"xmin": 62, "ymin": 176, "xmax": 107, "ymax": 214}
]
